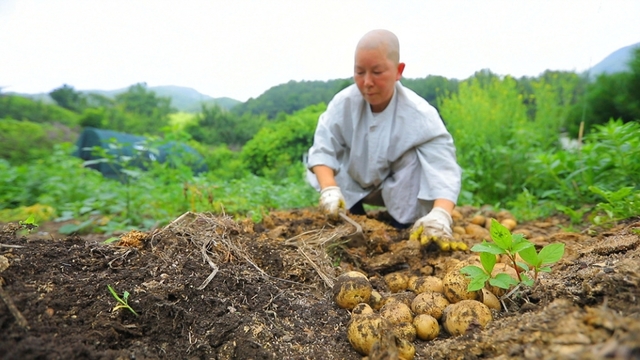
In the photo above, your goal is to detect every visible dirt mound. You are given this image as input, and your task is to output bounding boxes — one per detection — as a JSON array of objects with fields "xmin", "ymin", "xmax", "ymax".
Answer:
[{"xmin": 1, "ymin": 208, "xmax": 639, "ymax": 359}]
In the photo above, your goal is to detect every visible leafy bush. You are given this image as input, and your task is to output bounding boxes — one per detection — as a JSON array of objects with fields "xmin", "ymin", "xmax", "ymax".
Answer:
[
  {"xmin": 240, "ymin": 103, "xmax": 325, "ymax": 180},
  {"xmin": 526, "ymin": 119, "xmax": 640, "ymax": 207},
  {"xmin": 439, "ymin": 74, "xmax": 532, "ymax": 205},
  {"xmin": 0, "ymin": 95, "xmax": 79, "ymax": 125},
  {"xmin": 0, "ymin": 119, "xmax": 77, "ymax": 164}
]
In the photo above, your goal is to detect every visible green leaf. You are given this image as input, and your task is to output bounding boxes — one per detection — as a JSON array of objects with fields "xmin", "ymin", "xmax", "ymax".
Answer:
[
  {"xmin": 479, "ymin": 252, "xmax": 497, "ymax": 273},
  {"xmin": 467, "ymin": 276, "xmax": 488, "ymax": 292},
  {"xmin": 521, "ymin": 274, "xmax": 534, "ymax": 287},
  {"xmin": 460, "ymin": 265, "xmax": 487, "ymax": 277},
  {"xmin": 59, "ymin": 219, "xmax": 94, "ymax": 235},
  {"xmin": 490, "ymin": 219, "xmax": 512, "ymax": 249},
  {"xmin": 103, "ymin": 237, "xmax": 120, "ymax": 244},
  {"xmin": 537, "ymin": 243, "xmax": 565, "ymax": 265},
  {"xmin": 516, "ymin": 262, "xmax": 530, "ymax": 272},
  {"xmin": 490, "ymin": 273, "xmax": 519, "ymax": 289},
  {"xmin": 488, "ymin": 277, "xmax": 511, "ymax": 290},
  {"xmin": 539, "ymin": 266, "xmax": 552, "ymax": 273},
  {"xmin": 511, "ymin": 238, "xmax": 534, "ymax": 253},
  {"xmin": 518, "ymin": 244, "xmax": 539, "ymax": 266},
  {"xmin": 470, "ymin": 241, "xmax": 506, "ymax": 255}
]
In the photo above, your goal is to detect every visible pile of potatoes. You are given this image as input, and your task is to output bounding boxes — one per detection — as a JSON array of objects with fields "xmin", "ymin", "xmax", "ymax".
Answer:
[
  {"xmin": 450, "ymin": 208, "xmax": 518, "ymax": 241},
  {"xmin": 333, "ymin": 265, "xmax": 508, "ymax": 358}
]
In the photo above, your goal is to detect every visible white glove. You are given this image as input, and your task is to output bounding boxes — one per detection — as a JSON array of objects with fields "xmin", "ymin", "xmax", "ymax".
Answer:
[
  {"xmin": 319, "ymin": 186, "xmax": 345, "ymax": 218},
  {"xmin": 411, "ymin": 207, "xmax": 453, "ymax": 239}
]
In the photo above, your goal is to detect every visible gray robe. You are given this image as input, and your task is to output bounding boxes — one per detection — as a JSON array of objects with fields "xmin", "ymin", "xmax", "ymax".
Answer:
[{"xmin": 306, "ymin": 82, "xmax": 461, "ymax": 224}]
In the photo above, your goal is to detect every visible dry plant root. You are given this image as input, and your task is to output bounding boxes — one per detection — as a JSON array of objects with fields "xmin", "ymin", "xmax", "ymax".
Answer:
[{"xmin": 0, "ymin": 277, "xmax": 29, "ymax": 330}]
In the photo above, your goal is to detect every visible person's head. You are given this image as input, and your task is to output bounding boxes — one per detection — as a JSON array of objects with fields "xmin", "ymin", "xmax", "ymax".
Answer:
[{"xmin": 354, "ymin": 29, "xmax": 405, "ymax": 113}]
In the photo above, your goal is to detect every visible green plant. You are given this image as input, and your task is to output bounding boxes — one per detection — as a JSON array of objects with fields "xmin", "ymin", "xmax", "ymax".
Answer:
[
  {"xmin": 589, "ymin": 186, "xmax": 640, "ymax": 226},
  {"xmin": 107, "ymin": 285, "xmax": 139, "ymax": 316},
  {"xmin": 461, "ymin": 219, "xmax": 565, "ymax": 292},
  {"xmin": 555, "ymin": 204, "xmax": 591, "ymax": 224},
  {"xmin": 18, "ymin": 215, "xmax": 39, "ymax": 233}
]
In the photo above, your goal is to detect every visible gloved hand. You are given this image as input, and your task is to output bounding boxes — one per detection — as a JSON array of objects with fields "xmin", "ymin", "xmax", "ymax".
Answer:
[
  {"xmin": 319, "ymin": 186, "xmax": 345, "ymax": 219},
  {"xmin": 410, "ymin": 207, "xmax": 453, "ymax": 245}
]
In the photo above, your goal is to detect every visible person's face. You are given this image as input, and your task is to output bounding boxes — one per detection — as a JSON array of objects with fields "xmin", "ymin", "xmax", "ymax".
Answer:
[{"xmin": 354, "ymin": 46, "xmax": 405, "ymax": 113}]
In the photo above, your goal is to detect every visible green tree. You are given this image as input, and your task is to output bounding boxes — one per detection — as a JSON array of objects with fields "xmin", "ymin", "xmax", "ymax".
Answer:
[
  {"xmin": 402, "ymin": 75, "xmax": 459, "ymax": 107},
  {"xmin": 49, "ymin": 84, "xmax": 87, "ymax": 112},
  {"xmin": 79, "ymin": 107, "xmax": 108, "ymax": 128},
  {"xmin": 570, "ymin": 48, "xmax": 640, "ymax": 135},
  {"xmin": 240, "ymin": 103, "xmax": 326, "ymax": 180},
  {"xmin": 184, "ymin": 104, "xmax": 265, "ymax": 148},
  {"xmin": 109, "ymin": 83, "xmax": 174, "ymax": 135}
]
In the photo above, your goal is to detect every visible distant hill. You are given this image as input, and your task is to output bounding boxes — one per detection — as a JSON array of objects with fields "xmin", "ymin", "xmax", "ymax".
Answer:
[
  {"xmin": 10, "ymin": 85, "xmax": 241, "ymax": 112},
  {"xmin": 82, "ymin": 85, "xmax": 241, "ymax": 112},
  {"xmin": 231, "ymin": 79, "xmax": 353, "ymax": 118},
  {"xmin": 588, "ymin": 42, "xmax": 640, "ymax": 78}
]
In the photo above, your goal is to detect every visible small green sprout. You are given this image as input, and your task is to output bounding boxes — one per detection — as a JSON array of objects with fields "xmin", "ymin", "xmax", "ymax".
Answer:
[
  {"xmin": 107, "ymin": 284, "xmax": 139, "ymax": 316},
  {"xmin": 460, "ymin": 219, "xmax": 565, "ymax": 292},
  {"xmin": 102, "ymin": 237, "xmax": 120, "ymax": 244},
  {"xmin": 19, "ymin": 215, "xmax": 39, "ymax": 233}
]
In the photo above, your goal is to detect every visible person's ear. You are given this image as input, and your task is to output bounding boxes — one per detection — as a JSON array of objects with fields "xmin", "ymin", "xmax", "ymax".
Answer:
[{"xmin": 396, "ymin": 62, "xmax": 406, "ymax": 80}]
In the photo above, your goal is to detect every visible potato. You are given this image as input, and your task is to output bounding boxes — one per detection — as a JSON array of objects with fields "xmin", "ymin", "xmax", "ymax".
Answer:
[
  {"xmin": 480, "ymin": 288, "xmax": 501, "ymax": 310},
  {"xmin": 368, "ymin": 290, "xmax": 384, "ymax": 311},
  {"xmin": 393, "ymin": 321, "xmax": 417, "ymax": 342},
  {"xmin": 413, "ymin": 314, "xmax": 440, "ymax": 341},
  {"xmin": 465, "ymin": 223, "xmax": 491, "ymax": 240},
  {"xmin": 443, "ymin": 270, "xmax": 478, "ymax": 303},
  {"xmin": 379, "ymin": 301, "xmax": 413, "ymax": 326},
  {"xmin": 496, "ymin": 210, "xmax": 515, "ymax": 222},
  {"xmin": 381, "ymin": 291, "xmax": 416, "ymax": 309},
  {"xmin": 352, "ymin": 303, "xmax": 374, "ymax": 317},
  {"xmin": 442, "ymin": 300, "xmax": 493, "ymax": 336},
  {"xmin": 452, "ymin": 225, "xmax": 466, "ymax": 236},
  {"xmin": 343, "ymin": 270, "xmax": 368, "ymax": 279},
  {"xmin": 451, "ymin": 209, "xmax": 463, "ymax": 221},
  {"xmin": 470, "ymin": 214, "xmax": 486, "ymax": 226},
  {"xmin": 333, "ymin": 271, "xmax": 373, "ymax": 310},
  {"xmin": 384, "ymin": 272, "xmax": 409, "ymax": 293},
  {"xmin": 347, "ymin": 313, "xmax": 386, "ymax": 355},
  {"xmin": 397, "ymin": 337, "xmax": 416, "ymax": 360},
  {"xmin": 500, "ymin": 218, "xmax": 517, "ymax": 231},
  {"xmin": 408, "ymin": 276, "xmax": 443, "ymax": 294},
  {"xmin": 411, "ymin": 292, "xmax": 450, "ymax": 320}
]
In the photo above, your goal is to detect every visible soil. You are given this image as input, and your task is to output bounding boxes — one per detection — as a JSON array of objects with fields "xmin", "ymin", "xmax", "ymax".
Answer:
[{"xmin": 1, "ymin": 206, "xmax": 639, "ymax": 360}]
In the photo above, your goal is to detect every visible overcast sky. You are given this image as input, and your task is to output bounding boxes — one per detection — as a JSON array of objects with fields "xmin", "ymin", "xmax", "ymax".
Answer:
[{"xmin": 1, "ymin": 0, "xmax": 639, "ymax": 101}]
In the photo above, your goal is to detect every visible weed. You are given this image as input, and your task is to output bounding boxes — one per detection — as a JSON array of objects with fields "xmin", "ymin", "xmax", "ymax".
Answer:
[
  {"xmin": 18, "ymin": 215, "xmax": 39, "ymax": 233},
  {"xmin": 460, "ymin": 219, "xmax": 565, "ymax": 292},
  {"xmin": 589, "ymin": 186, "xmax": 640, "ymax": 226},
  {"xmin": 107, "ymin": 284, "xmax": 139, "ymax": 316}
]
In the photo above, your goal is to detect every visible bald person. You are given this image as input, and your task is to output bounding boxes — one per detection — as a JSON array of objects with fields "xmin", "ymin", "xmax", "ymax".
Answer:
[{"xmin": 306, "ymin": 29, "xmax": 462, "ymax": 240}]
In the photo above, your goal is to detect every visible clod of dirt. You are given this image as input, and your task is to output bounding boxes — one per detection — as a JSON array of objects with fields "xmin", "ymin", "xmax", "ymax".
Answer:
[{"xmin": 0, "ymin": 255, "xmax": 8, "ymax": 273}]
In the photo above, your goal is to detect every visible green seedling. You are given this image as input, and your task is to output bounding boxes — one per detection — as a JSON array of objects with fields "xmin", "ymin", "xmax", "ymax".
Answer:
[
  {"xmin": 102, "ymin": 236, "xmax": 120, "ymax": 244},
  {"xmin": 19, "ymin": 215, "xmax": 39, "ymax": 233},
  {"xmin": 107, "ymin": 285, "xmax": 139, "ymax": 316},
  {"xmin": 461, "ymin": 219, "xmax": 565, "ymax": 292}
]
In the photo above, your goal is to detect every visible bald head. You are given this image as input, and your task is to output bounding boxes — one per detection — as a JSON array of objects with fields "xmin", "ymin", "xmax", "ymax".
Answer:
[{"xmin": 356, "ymin": 29, "xmax": 400, "ymax": 64}]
